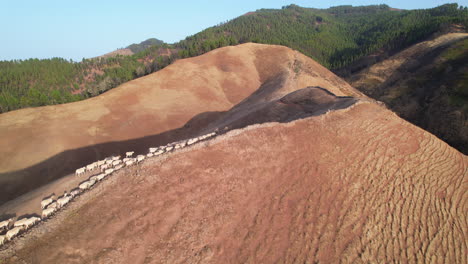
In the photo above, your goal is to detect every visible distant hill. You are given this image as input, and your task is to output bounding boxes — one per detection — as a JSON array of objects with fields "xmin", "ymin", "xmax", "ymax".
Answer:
[
  {"xmin": 127, "ymin": 38, "xmax": 165, "ymax": 53},
  {"xmin": 347, "ymin": 33, "xmax": 468, "ymax": 154},
  {"xmin": 0, "ymin": 3, "xmax": 466, "ymax": 113}
]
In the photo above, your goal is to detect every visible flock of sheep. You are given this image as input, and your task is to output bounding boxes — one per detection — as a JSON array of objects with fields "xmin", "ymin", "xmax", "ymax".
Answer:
[{"xmin": 0, "ymin": 132, "xmax": 217, "ymax": 247}]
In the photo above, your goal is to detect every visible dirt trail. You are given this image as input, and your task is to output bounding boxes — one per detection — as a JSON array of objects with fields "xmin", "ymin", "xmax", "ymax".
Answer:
[{"xmin": 2, "ymin": 102, "xmax": 465, "ymax": 263}]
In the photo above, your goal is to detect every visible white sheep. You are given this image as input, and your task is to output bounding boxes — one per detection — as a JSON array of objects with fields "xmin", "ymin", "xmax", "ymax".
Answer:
[
  {"xmin": 89, "ymin": 175, "xmax": 99, "ymax": 182},
  {"xmin": 0, "ymin": 218, "xmax": 13, "ymax": 231},
  {"xmin": 0, "ymin": 235, "xmax": 5, "ymax": 246},
  {"xmin": 147, "ymin": 153, "xmax": 154, "ymax": 157},
  {"xmin": 40, "ymin": 194, "xmax": 55, "ymax": 209},
  {"xmin": 41, "ymin": 207, "xmax": 56, "ymax": 219},
  {"xmin": 126, "ymin": 151, "xmax": 134, "ymax": 158},
  {"xmin": 149, "ymin": 147, "xmax": 157, "ymax": 153},
  {"xmin": 154, "ymin": 149, "xmax": 165, "ymax": 156},
  {"xmin": 70, "ymin": 188, "xmax": 81, "ymax": 198},
  {"xmin": 105, "ymin": 168, "xmax": 114, "ymax": 175},
  {"xmin": 75, "ymin": 167, "xmax": 85, "ymax": 176},
  {"xmin": 57, "ymin": 194, "xmax": 71, "ymax": 208},
  {"xmin": 14, "ymin": 216, "xmax": 41, "ymax": 229},
  {"xmin": 47, "ymin": 201, "xmax": 58, "ymax": 209},
  {"xmin": 114, "ymin": 164, "xmax": 124, "ymax": 170},
  {"xmin": 136, "ymin": 155, "xmax": 145, "ymax": 163},
  {"xmin": 86, "ymin": 163, "xmax": 97, "ymax": 171},
  {"xmin": 105, "ymin": 159, "xmax": 113, "ymax": 165},
  {"xmin": 97, "ymin": 160, "xmax": 106, "ymax": 166},
  {"xmin": 96, "ymin": 173, "xmax": 107, "ymax": 181},
  {"xmin": 165, "ymin": 146, "xmax": 174, "ymax": 151},
  {"xmin": 125, "ymin": 160, "xmax": 135, "ymax": 166},
  {"xmin": 5, "ymin": 226, "xmax": 24, "ymax": 241},
  {"xmin": 112, "ymin": 160, "xmax": 122, "ymax": 166},
  {"xmin": 187, "ymin": 138, "xmax": 199, "ymax": 145},
  {"xmin": 100, "ymin": 163, "xmax": 110, "ymax": 172},
  {"xmin": 112, "ymin": 156, "xmax": 121, "ymax": 161},
  {"xmin": 79, "ymin": 181, "xmax": 93, "ymax": 191}
]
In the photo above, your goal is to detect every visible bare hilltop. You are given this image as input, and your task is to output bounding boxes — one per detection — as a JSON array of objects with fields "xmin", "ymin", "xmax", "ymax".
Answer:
[{"xmin": 0, "ymin": 43, "xmax": 466, "ymax": 263}]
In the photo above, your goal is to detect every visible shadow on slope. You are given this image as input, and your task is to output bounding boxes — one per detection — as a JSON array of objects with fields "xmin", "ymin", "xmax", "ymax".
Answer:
[{"xmin": 0, "ymin": 87, "xmax": 356, "ymax": 205}]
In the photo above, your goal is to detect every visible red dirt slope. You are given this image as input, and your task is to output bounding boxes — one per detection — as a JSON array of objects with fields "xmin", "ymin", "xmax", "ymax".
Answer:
[
  {"xmin": 2, "ymin": 101, "xmax": 465, "ymax": 263},
  {"xmin": 0, "ymin": 43, "xmax": 362, "ymax": 205}
]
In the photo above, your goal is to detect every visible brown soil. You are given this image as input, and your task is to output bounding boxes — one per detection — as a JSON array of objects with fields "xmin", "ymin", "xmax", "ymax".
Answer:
[
  {"xmin": 0, "ymin": 43, "xmax": 362, "ymax": 205},
  {"xmin": 1, "ymin": 102, "xmax": 465, "ymax": 263}
]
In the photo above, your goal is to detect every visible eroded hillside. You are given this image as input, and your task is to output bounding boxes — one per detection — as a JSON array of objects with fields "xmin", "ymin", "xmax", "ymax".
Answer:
[
  {"xmin": 348, "ymin": 33, "xmax": 468, "ymax": 154},
  {"xmin": 1, "ymin": 99, "xmax": 465, "ymax": 263},
  {"xmin": 0, "ymin": 43, "xmax": 362, "ymax": 205}
]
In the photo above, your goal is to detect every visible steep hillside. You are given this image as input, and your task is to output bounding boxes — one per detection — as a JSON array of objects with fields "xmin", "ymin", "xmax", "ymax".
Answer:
[
  {"xmin": 1, "ymin": 99, "xmax": 465, "ymax": 263},
  {"xmin": 0, "ymin": 43, "xmax": 361, "ymax": 205},
  {"xmin": 1, "ymin": 4, "xmax": 466, "ymax": 113},
  {"xmin": 348, "ymin": 33, "xmax": 468, "ymax": 154}
]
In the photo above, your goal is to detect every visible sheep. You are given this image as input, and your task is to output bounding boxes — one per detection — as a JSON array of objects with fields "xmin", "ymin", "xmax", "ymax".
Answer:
[
  {"xmin": 105, "ymin": 159, "xmax": 113, "ymax": 165},
  {"xmin": 105, "ymin": 168, "xmax": 114, "ymax": 175},
  {"xmin": 112, "ymin": 160, "xmax": 122, "ymax": 166},
  {"xmin": 41, "ymin": 194, "xmax": 55, "ymax": 209},
  {"xmin": 112, "ymin": 156, "xmax": 121, "ymax": 161},
  {"xmin": 96, "ymin": 173, "xmax": 107, "ymax": 181},
  {"xmin": 0, "ymin": 235, "xmax": 5, "ymax": 246},
  {"xmin": 89, "ymin": 175, "xmax": 99, "ymax": 182},
  {"xmin": 89, "ymin": 178, "xmax": 97, "ymax": 186},
  {"xmin": 79, "ymin": 180, "xmax": 93, "ymax": 191},
  {"xmin": 47, "ymin": 201, "xmax": 58, "ymax": 209},
  {"xmin": 100, "ymin": 163, "xmax": 110, "ymax": 172},
  {"xmin": 57, "ymin": 193, "xmax": 71, "ymax": 208},
  {"xmin": 149, "ymin": 147, "xmax": 157, "ymax": 153},
  {"xmin": 126, "ymin": 151, "xmax": 134, "ymax": 158},
  {"xmin": 14, "ymin": 216, "xmax": 40, "ymax": 229},
  {"xmin": 5, "ymin": 226, "xmax": 24, "ymax": 241},
  {"xmin": 147, "ymin": 153, "xmax": 154, "ymax": 157},
  {"xmin": 165, "ymin": 146, "xmax": 174, "ymax": 151},
  {"xmin": 41, "ymin": 207, "xmax": 56, "ymax": 219},
  {"xmin": 75, "ymin": 167, "xmax": 85, "ymax": 175},
  {"xmin": 97, "ymin": 160, "xmax": 106, "ymax": 166},
  {"xmin": 114, "ymin": 164, "xmax": 124, "ymax": 170},
  {"xmin": 136, "ymin": 155, "xmax": 145, "ymax": 163},
  {"xmin": 154, "ymin": 149, "xmax": 165, "ymax": 156},
  {"xmin": 125, "ymin": 160, "xmax": 135, "ymax": 166},
  {"xmin": 86, "ymin": 163, "xmax": 96, "ymax": 171},
  {"xmin": 174, "ymin": 144, "xmax": 181, "ymax": 150},
  {"xmin": 187, "ymin": 138, "xmax": 199, "ymax": 145},
  {"xmin": 70, "ymin": 188, "xmax": 81, "ymax": 198},
  {"xmin": 0, "ymin": 218, "xmax": 13, "ymax": 231}
]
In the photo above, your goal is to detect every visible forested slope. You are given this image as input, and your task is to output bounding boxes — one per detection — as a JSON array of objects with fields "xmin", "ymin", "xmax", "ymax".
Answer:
[
  {"xmin": 348, "ymin": 33, "xmax": 468, "ymax": 153},
  {"xmin": 1, "ymin": 3, "xmax": 466, "ymax": 112}
]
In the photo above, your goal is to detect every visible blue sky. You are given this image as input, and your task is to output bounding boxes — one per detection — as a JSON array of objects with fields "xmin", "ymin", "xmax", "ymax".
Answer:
[{"xmin": 1, "ymin": 0, "xmax": 466, "ymax": 61}]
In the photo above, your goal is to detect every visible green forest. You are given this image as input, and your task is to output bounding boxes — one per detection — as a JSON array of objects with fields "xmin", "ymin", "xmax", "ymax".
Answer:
[{"xmin": 1, "ymin": 3, "xmax": 467, "ymax": 113}]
